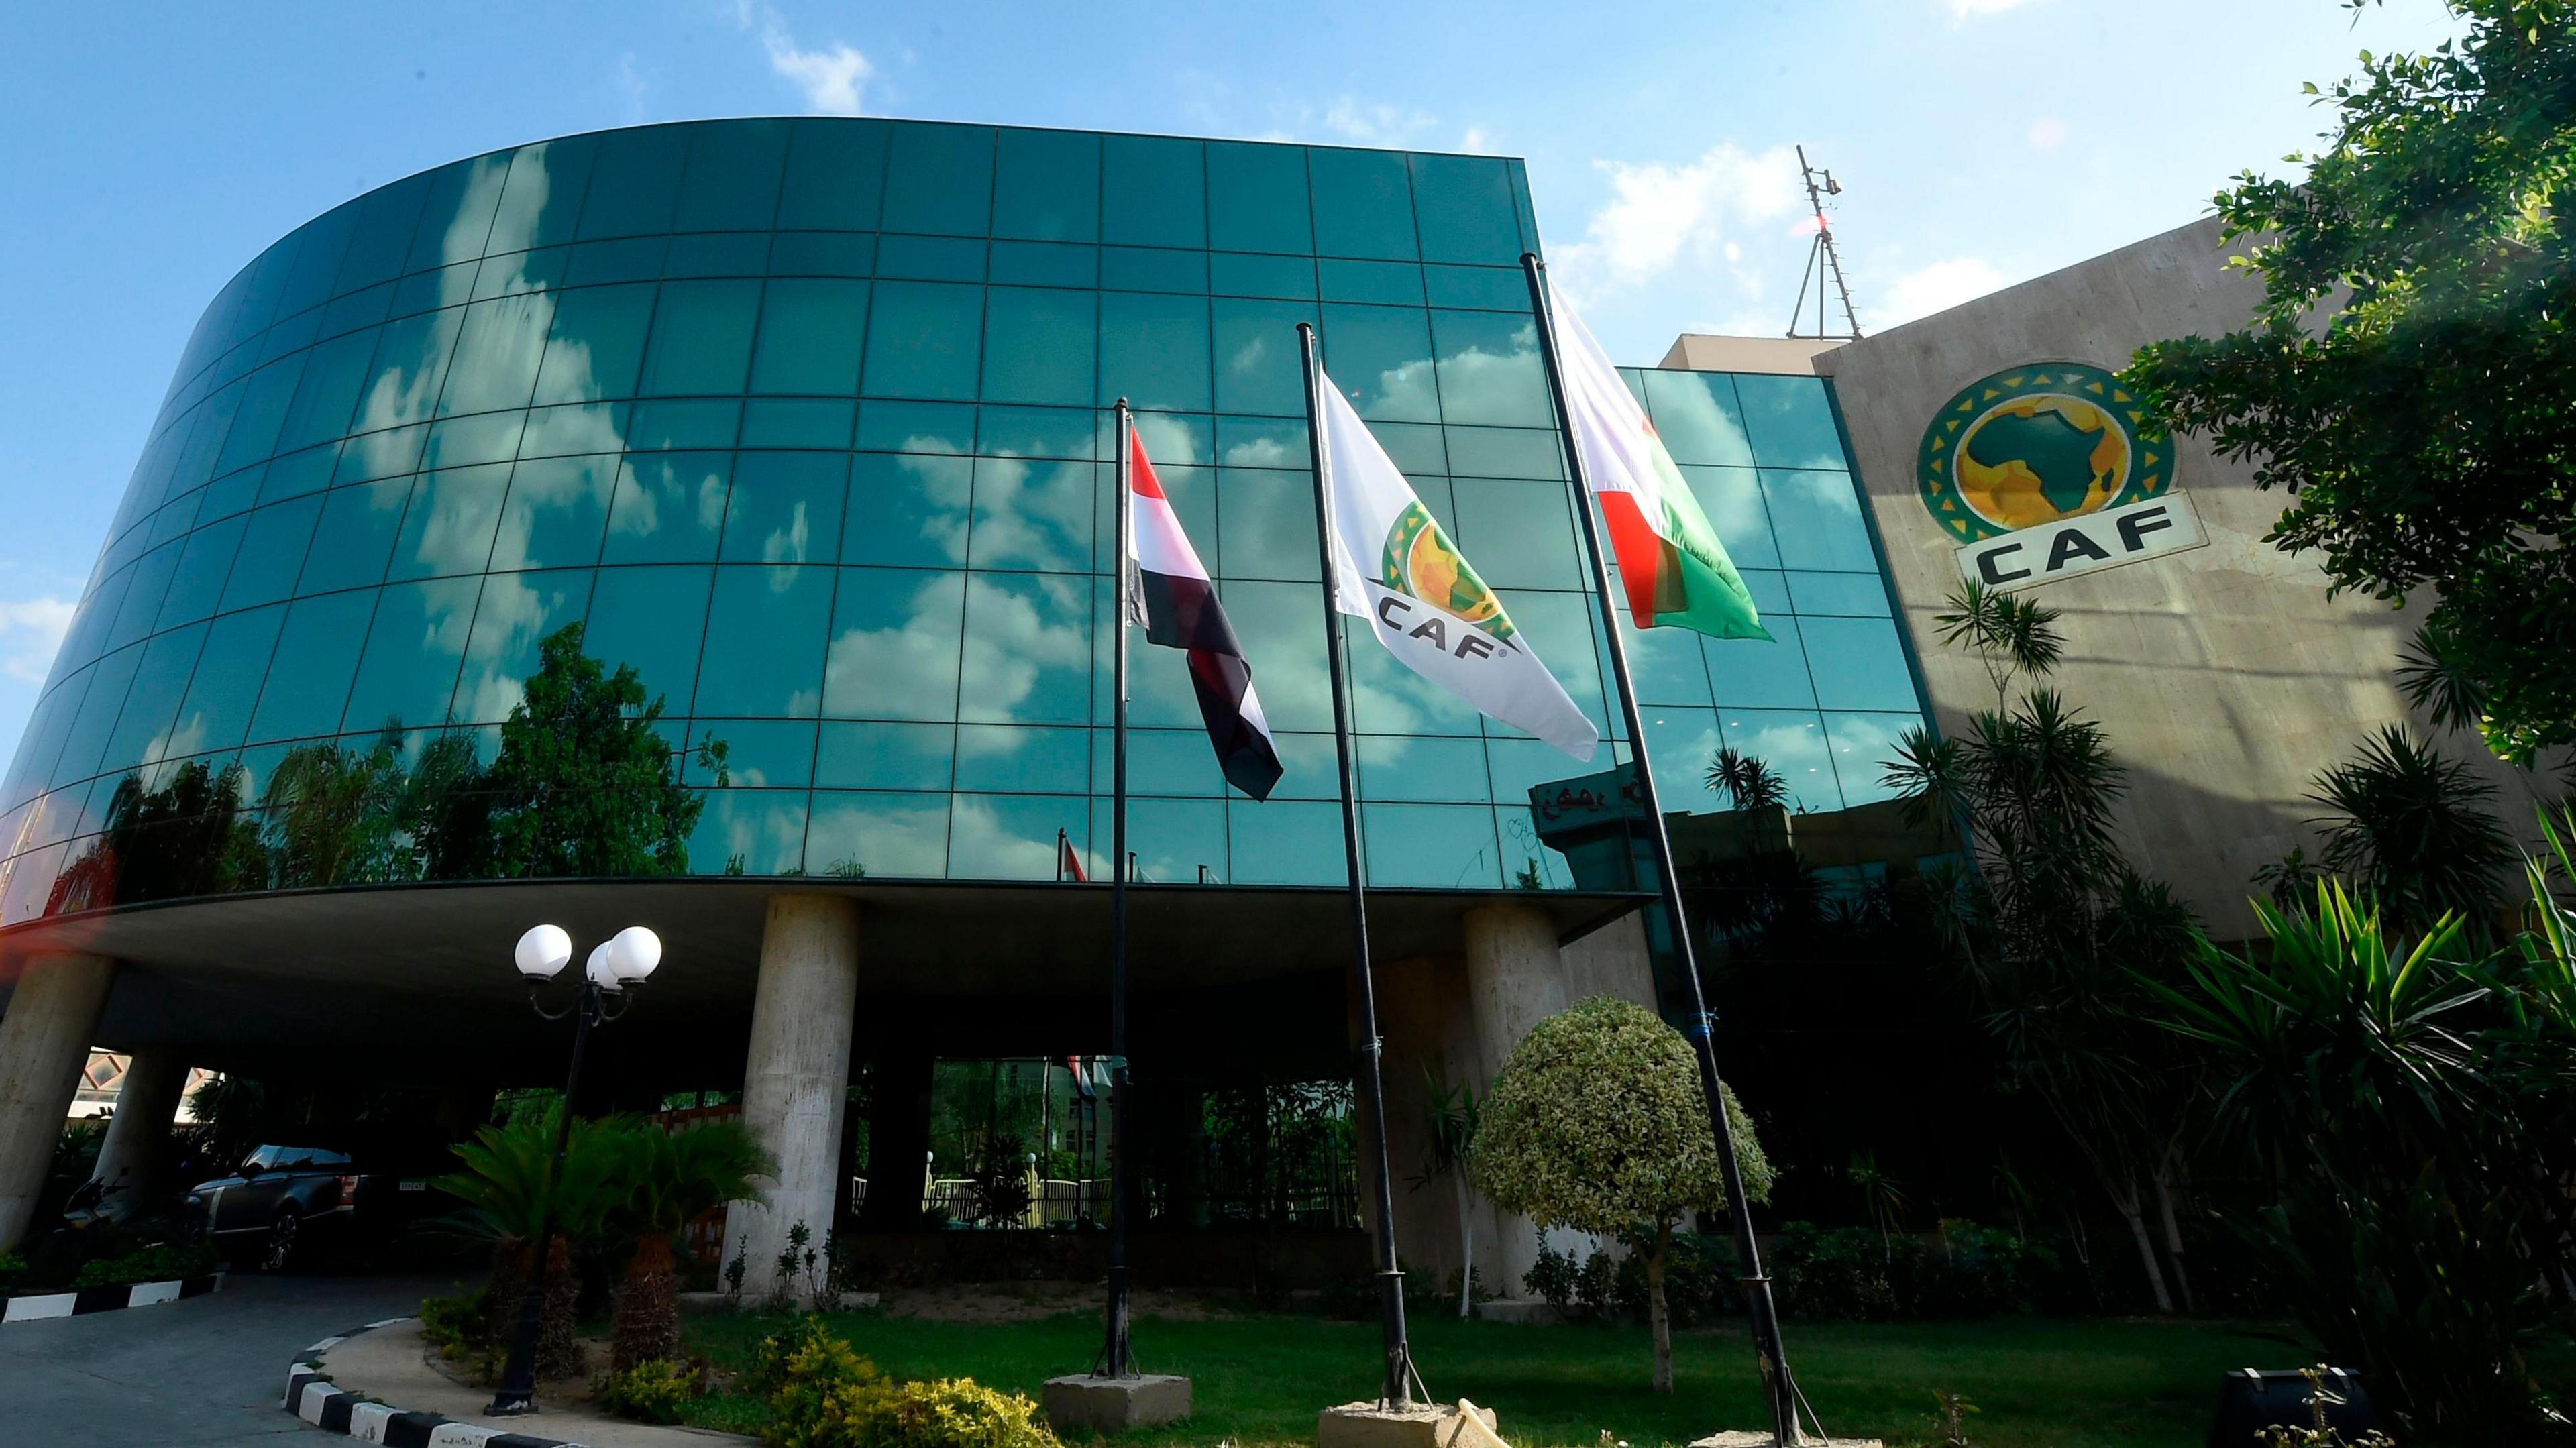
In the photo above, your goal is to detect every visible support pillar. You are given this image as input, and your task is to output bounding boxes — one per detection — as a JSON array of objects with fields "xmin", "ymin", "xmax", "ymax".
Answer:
[
  {"xmin": 727, "ymin": 895, "xmax": 860, "ymax": 1304},
  {"xmin": 1460, "ymin": 903, "xmax": 1571, "ymax": 1303},
  {"xmin": 0, "ymin": 952, "xmax": 115, "ymax": 1251},
  {"xmin": 91, "ymin": 1048, "xmax": 189, "ymax": 1209}
]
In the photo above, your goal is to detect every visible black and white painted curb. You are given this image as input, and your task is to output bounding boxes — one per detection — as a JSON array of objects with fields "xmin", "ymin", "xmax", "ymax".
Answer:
[
  {"xmin": 284, "ymin": 1317, "xmax": 593, "ymax": 1447},
  {"xmin": 1, "ymin": 1272, "xmax": 222, "ymax": 1323}
]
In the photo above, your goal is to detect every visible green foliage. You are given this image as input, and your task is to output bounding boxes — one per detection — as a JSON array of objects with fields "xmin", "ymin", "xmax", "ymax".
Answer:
[
  {"xmin": 1473, "ymin": 997, "xmax": 1772, "ymax": 1238},
  {"xmin": 1524, "ymin": 1222, "xmax": 2059, "ymax": 1327},
  {"xmin": 1703, "ymin": 746, "xmax": 1788, "ymax": 812},
  {"xmin": 2125, "ymin": 3, "xmax": 2576, "ymax": 764},
  {"xmin": 477, "ymin": 622, "xmax": 705, "ymax": 878},
  {"xmin": 1933, "ymin": 579, "xmax": 2063, "ymax": 711},
  {"xmin": 417, "ymin": 1288, "xmax": 488, "ymax": 1351},
  {"xmin": 47, "ymin": 759, "xmax": 266, "ymax": 909},
  {"xmin": 432, "ymin": 1103, "xmax": 633, "ymax": 1251},
  {"xmin": 752, "ymin": 1318, "xmax": 1062, "ymax": 1448},
  {"xmin": 611, "ymin": 1121, "xmax": 773, "ymax": 1238},
  {"xmin": 596, "ymin": 1357, "xmax": 706, "ymax": 1425},
  {"xmin": 0, "ymin": 1249, "xmax": 25, "ymax": 1294},
  {"xmin": 70, "ymin": 1241, "xmax": 219, "ymax": 1287},
  {"xmin": 2308, "ymin": 725, "xmax": 2514, "ymax": 933}
]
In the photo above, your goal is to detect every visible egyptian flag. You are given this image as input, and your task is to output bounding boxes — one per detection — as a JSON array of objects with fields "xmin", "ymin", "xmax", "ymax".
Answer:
[{"xmin": 1124, "ymin": 425, "xmax": 1285, "ymax": 801}]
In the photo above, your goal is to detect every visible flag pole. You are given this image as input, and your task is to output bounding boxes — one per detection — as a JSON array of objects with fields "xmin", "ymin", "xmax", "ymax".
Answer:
[
  {"xmin": 1519, "ymin": 254, "xmax": 1809, "ymax": 1446},
  {"xmin": 1098, "ymin": 398, "xmax": 1136, "ymax": 1380},
  {"xmin": 1295, "ymin": 322, "xmax": 1413, "ymax": 1409}
]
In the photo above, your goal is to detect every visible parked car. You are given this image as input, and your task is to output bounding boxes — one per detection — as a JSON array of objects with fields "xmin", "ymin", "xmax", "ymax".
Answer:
[{"xmin": 186, "ymin": 1144, "xmax": 382, "ymax": 1271}]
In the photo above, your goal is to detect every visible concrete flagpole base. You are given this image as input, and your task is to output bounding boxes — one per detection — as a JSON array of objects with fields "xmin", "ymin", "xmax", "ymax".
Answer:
[
  {"xmin": 1691, "ymin": 1435, "xmax": 1884, "ymax": 1447},
  {"xmin": 1317, "ymin": 1399, "xmax": 1499, "ymax": 1448},
  {"xmin": 1042, "ymin": 1374, "xmax": 1193, "ymax": 1432}
]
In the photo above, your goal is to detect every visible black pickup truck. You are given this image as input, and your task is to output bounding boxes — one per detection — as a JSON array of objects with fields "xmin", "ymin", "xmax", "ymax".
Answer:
[{"xmin": 185, "ymin": 1145, "xmax": 386, "ymax": 1271}]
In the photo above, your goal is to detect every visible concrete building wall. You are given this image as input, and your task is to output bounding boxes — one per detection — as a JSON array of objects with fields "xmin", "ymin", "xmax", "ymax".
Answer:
[{"xmin": 1792, "ymin": 215, "xmax": 2548, "ymax": 938}]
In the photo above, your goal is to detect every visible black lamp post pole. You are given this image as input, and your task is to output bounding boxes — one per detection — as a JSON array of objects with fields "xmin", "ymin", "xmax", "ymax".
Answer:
[{"xmin": 488, "ymin": 977, "xmax": 604, "ymax": 1416}]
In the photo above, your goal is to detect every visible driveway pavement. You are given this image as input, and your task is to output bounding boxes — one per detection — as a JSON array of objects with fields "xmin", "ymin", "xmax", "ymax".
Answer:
[{"xmin": 0, "ymin": 1270, "xmax": 447, "ymax": 1445}]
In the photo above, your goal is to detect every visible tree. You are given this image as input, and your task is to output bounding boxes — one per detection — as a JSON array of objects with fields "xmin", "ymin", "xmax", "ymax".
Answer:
[
  {"xmin": 1470, "ymin": 997, "xmax": 1774, "ymax": 1392},
  {"xmin": 2308, "ymin": 725, "xmax": 2515, "ymax": 934},
  {"xmin": 476, "ymin": 622, "xmax": 707, "ymax": 879},
  {"xmin": 2125, "ymin": 3, "xmax": 2576, "ymax": 766},
  {"xmin": 1883, "ymin": 587, "xmax": 2204, "ymax": 1312},
  {"xmin": 1934, "ymin": 580, "xmax": 2064, "ymax": 713},
  {"xmin": 1705, "ymin": 746, "xmax": 1789, "ymax": 813},
  {"xmin": 261, "ymin": 734, "xmax": 414, "ymax": 887},
  {"xmin": 48, "ymin": 760, "xmax": 264, "ymax": 909},
  {"xmin": 434, "ymin": 1105, "xmax": 633, "ymax": 1380},
  {"xmin": 606, "ymin": 1121, "xmax": 771, "ymax": 1370},
  {"xmin": 1409, "ymin": 1069, "xmax": 1481, "ymax": 1319}
]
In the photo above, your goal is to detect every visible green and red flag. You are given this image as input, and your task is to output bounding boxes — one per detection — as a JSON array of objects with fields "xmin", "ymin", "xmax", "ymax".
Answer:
[{"xmin": 1547, "ymin": 276, "xmax": 1770, "ymax": 642}]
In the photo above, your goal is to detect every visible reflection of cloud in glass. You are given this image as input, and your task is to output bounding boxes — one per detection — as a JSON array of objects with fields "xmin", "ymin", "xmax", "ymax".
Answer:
[
  {"xmin": 898, "ymin": 444, "xmax": 971, "ymax": 563},
  {"xmin": 947, "ymin": 795, "xmax": 1061, "ymax": 879},
  {"xmin": 959, "ymin": 575, "xmax": 1088, "ymax": 720},
  {"xmin": 609, "ymin": 455, "xmax": 729, "ymax": 541},
  {"xmin": 1432, "ymin": 321, "xmax": 1550, "ymax": 426},
  {"xmin": 1221, "ymin": 436, "xmax": 1294, "ymax": 467},
  {"xmin": 967, "ymin": 456, "xmax": 1089, "ymax": 571},
  {"xmin": 1823, "ymin": 712, "xmax": 1915, "ymax": 807},
  {"xmin": 762, "ymin": 503, "xmax": 812, "ymax": 571},
  {"xmin": 1723, "ymin": 711, "xmax": 1839, "ymax": 812},
  {"xmin": 806, "ymin": 792, "xmax": 947, "ymax": 877},
  {"xmin": 1134, "ymin": 413, "xmax": 1202, "ymax": 467},
  {"xmin": 822, "ymin": 574, "xmax": 965, "ymax": 720}
]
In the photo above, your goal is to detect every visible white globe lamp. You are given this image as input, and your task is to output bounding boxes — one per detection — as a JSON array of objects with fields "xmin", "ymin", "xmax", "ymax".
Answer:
[{"xmin": 513, "ymin": 924, "xmax": 572, "ymax": 981}]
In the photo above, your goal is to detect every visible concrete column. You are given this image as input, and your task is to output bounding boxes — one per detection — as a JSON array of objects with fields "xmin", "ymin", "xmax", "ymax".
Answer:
[
  {"xmin": 1460, "ymin": 903, "xmax": 1573, "ymax": 1300},
  {"xmin": 727, "ymin": 895, "xmax": 860, "ymax": 1303},
  {"xmin": 91, "ymin": 1048, "xmax": 190, "ymax": 1207},
  {"xmin": 0, "ymin": 952, "xmax": 115, "ymax": 1251}
]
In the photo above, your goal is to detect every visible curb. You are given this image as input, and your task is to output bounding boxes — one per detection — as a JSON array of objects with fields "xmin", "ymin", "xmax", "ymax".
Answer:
[
  {"xmin": 1, "ymin": 1272, "xmax": 223, "ymax": 1323},
  {"xmin": 282, "ymin": 1317, "xmax": 592, "ymax": 1448}
]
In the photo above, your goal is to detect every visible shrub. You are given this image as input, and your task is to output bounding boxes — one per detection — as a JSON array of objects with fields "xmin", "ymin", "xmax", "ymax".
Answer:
[
  {"xmin": 71, "ymin": 1241, "xmax": 219, "ymax": 1288},
  {"xmin": 755, "ymin": 1318, "xmax": 1060, "ymax": 1448},
  {"xmin": 0, "ymin": 1250, "xmax": 26, "ymax": 1294},
  {"xmin": 596, "ymin": 1357, "xmax": 705, "ymax": 1425}
]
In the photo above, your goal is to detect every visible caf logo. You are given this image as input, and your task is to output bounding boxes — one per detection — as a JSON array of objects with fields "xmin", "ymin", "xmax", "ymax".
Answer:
[
  {"xmin": 1381, "ymin": 502, "xmax": 1515, "ymax": 643},
  {"xmin": 1917, "ymin": 362, "xmax": 2170, "ymax": 543}
]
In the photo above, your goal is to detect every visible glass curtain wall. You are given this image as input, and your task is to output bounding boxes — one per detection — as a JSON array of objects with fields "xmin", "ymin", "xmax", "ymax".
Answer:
[{"xmin": 0, "ymin": 119, "xmax": 1925, "ymax": 922}]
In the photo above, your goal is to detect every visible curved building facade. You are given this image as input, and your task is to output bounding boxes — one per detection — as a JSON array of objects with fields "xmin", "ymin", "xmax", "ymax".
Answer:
[{"xmin": 0, "ymin": 120, "xmax": 1923, "ymax": 1282}]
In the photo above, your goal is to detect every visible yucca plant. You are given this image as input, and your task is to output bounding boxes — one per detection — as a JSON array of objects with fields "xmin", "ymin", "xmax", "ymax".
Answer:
[
  {"xmin": 433, "ymin": 1105, "xmax": 635, "ymax": 1380},
  {"xmin": 606, "ymin": 1121, "xmax": 772, "ymax": 1370}
]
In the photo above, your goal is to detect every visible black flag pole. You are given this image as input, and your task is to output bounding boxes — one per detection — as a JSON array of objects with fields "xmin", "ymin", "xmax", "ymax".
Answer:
[
  {"xmin": 1520, "ymin": 254, "xmax": 1810, "ymax": 1446},
  {"xmin": 1096, "ymin": 398, "xmax": 1136, "ymax": 1380},
  {"xmin": 1295, "ymin": 323, "xmax": 1414, "ymax": 1409}
]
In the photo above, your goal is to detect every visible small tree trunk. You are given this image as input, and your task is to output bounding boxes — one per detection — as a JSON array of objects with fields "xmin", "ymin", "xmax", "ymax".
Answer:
[
  {"xmin": 1648, "ymin": 1222, "xmax": 1674, "ymax": 1394},
  {"xmin": 2108, "ymin": 1178, "xmax": 2174, "ymax": 1314},
  {"xmin": 2151, "ymin": 1158, "xmax": 2195, "ymax": 1315},
  {"xmin": 613, "ymin": 1231, "xmax": 682, "ymax": 1371},
  {"xmin": 1452, "ymin": 1172, "xmax": 1474, "ymax": 1319},
  {"xmin": 538, "ymin": 1236, "xmax": 581, "ymax": 1379}
]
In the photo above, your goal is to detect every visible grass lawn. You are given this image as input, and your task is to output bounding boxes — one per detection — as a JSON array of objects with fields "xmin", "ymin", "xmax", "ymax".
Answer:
[{"xmin": 680, "ymin": 1306, "xmax": 2310, "ymax": 1447}]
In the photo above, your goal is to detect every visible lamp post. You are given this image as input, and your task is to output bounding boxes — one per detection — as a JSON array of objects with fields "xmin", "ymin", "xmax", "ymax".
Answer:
[{"xmin": 486, "ymin": 922, "xmax": 662, "ymax": 1417}]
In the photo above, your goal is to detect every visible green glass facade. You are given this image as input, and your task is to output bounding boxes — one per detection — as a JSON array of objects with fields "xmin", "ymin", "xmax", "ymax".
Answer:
[{"xmin": 0, "ymin": 119, "xmax": 1923, "ymax": 923}]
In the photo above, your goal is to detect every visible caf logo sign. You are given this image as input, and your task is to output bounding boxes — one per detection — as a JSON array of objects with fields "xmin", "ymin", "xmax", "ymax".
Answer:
[
  {"xmin": 1916, "ymin": 362, "xmax": 2171, "ymax": 543},
  {"xmin": 1381, "ymin": 502, "xmax": 1516, "ymax": 643}
]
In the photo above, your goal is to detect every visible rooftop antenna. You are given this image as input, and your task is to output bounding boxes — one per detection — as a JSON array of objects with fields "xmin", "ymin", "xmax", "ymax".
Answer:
[{"xmin": 1788, "ymin": 145, "xmax": 1862, "ymax": 340}]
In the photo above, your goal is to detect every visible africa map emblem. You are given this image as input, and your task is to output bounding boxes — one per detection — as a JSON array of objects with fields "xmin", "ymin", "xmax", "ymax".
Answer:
[
  {"xmin": 1380, "ymin": 502, "xmax": 1516, "ymax": 643},
  {"xmin": 1916, "ymin": 362, "xmax": 2171, "ymax": 543}
]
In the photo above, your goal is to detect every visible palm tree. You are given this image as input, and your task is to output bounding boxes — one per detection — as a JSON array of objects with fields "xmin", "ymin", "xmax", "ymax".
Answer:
[
  {"xmin": 607, "ymin": 1121, "xmax": 771, "ymax": 1370},
  {"xmin": 1410, "ymin": 1069, "xmax": 1481, "ymax": 1318},
  {"xmin": 434, "ymin": 1105, "xmax": 633, "ymax": 1380},
  {"xmin": 2309, "ymin": 726, "xmax": 2514, "ymax": 936},
  {"xmin": 1845, "ymin": 1151, "xmax": 1907, "ymax": 1262},
  {"xmin": 1934, "ymin": 581, "xmax": 2065, "ymax": 712},
  {"xmin": 1705, "ymin": 746, "xmax": 1789, "ymax": 813}
]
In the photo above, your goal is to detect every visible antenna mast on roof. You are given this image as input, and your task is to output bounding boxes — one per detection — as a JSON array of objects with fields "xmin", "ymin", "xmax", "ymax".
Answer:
[{"xmin": 1788, "ymin": 145, "xmax": 1862, "ymax": 340}]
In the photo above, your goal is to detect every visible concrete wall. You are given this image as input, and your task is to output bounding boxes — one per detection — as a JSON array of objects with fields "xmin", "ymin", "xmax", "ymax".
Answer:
[{"xmin": 1801, "ymin": 215, "xmax": 2548, "ymax": 938}]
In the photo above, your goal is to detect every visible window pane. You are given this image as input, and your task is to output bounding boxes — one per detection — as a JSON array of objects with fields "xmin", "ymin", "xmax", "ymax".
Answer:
[
  {"xmin": 1124, "ymin": 797, "xmax": 1228, "ymax": 883},
  {"xmin": 1309, "ymin": 148, "xmax": 1417, "ymax": 260},
  {"xmin": 1409, "ymin": 154, "xmax": 1522, "ymax": 265},
  {"xmin": 578, "ymin": 126, "xmax": 686, "ymax": 239},
  {"xmin": 979, "ymin": 405, "xmax": 1093, "ymax": 461},
  {"xmin": 1617, "ymin": 604, "xmax": 1713, "ymax": 707},
  {"xmin": 1208, "ymin": 141, "xmax": 1313, "ymax": 254},
  {"xmin": 689, "ymin": 789, "xmax": 810, "ymax": 875},
  {"xmin": 1210, "ymin": 252, "xmax": 1316, "ymax": 300},
  {"xmin": 742, "ymin": 398, "xmax": 855, "ymax": 449},
  {"xmin": 52, "ymin": 645, "xmax": 141, "ymax": 785},
  {"xmin": 1444, "ymin": 425, "xmax": 1560, "ymax": 480},
  {"xmin": 1360, "ymin": 734, "xmax": 1493, "ymax": 803},
  {"xmin": 822, "ymin": 568, "xmax": 965, "ymax": 720},
  {"xmin": 876, "ymin": 234, "xmax": 984, "ymax": 282},
  {"xmin": 1707, "ymin": 617, "xmax": 1817, "ymax": 710},
  {"xmin": 769, "ymin": 231, "xmax": 875, "ymax": 278},
  {"xmin": 682, "ymin": 718, "xmax": 816, "ymax": 788},
  {"xmin": 109, "ymin": 547, "xmax": 182, "ymax": 651},
  {"xmin": 1735, "ymin": 374, "xmax": 1849, "ymax": 470},
  {"xmin": 1430, "ymin": 309, "xmax": 1549, "ymax": 426},
  {"xmin": 386, "ymin": 464, "xmax": 508, "ymax": 581},
  {"xmin": 1784, "ymin": 571, "xmax": 1892, "ymax": 617},
  {"xmin": 816, "ymin": 722, "xmax": 953, "ymax": 790},
  {"xmin": 532, "ymin": 284, "xmax": 653, "ymax": 405},
  {"xmin": 1448, "ymin": 477, "xmax": 1580, "ymax": 589},
  {"xmin": 1218, "ymin": 580, "xmax": 1331, "ymax": 732},
  {"xmin": 1761, "ymin": 469, "xmax": 1876, "ymax": 572},
  {"xmin": 778, "ymin": 119, "xmax": 888, "ymax": 231},
  {"xmin": 355, "ymin": 307, "xmax": 466, "ymax": 433},
  {"xmin": 693, "ymin": 565, "xmax": 832, "ymax": 717},
  {"xmin": 333, "ymin": 172, "xmax": 433, "ymax": 294},
  {"xmin": 343, "ymin": 577, "xmax": 478, "ymax": 732},
  {"xmin": 955, "ymin": 724, "xmax": 1087, "ymax": 794},
  {"xmin": 994, "ymin": 128, "xmax": 1099, "ymax": 242},
  {"xmin": 214, "ymin": 355, "xmax": 307, "ymax": 476},
  {"xmin": 584, "ymin": 564, "xmax": 710, "ymax": 712},
  {"xmin": 1823, "ymin": 712, "xmax": 1917, "ymax": 807},
  {"xmin": 1229, "ymin": 797, "xmax": 1343, "ymax": 885},
  {"xmin": 845, "ymin": 453, "xmax": 970, "ymax": 567},
  {"xmin": 882, "ymin": 123, "xmax": 994, "ymax": 237},
  {"xmin": 603, "ymin": 453, "xmax": 733, "ymax": 564},
  {"xmin": 991, "ymin": 241, "xmax": 1095, "ymax": 288},
  {"xmin": 1362, "ymin": 803, "xmax": 1499, "ymax": 887},
  {"xmin": 1320, "ymin": 304, "xmax": 1438, "ymax": 422},
  {"xmin": 1641, "ymin": 371, "xmax": 1754, "ymax": 467},
  {"xmin": 722, "ymin": 452, "xmax": 848, "ymax": 566},
  {"xmin": 1102, "ymin": 135, "xmax": 1205, "ymax": 249},
  {"xmin": 947, "ymin": 793, "xmax": 1081, "ymax": 879},
  {"xmin": 170, "ymin": 604, "xmax": 285, "ymax": 755},
  {"xmin": 1799, "ymin": 617, "xmax": 1919, "ymax": 712},
  {"xmin": 276, "ymin": 328, "xmax": 380, "ymax": 453},
  {"xmin": 676, "ymin": 119, "xmax": 790, "ymax": 232},
  {"xmin": 486, "ymin": 136, "xmax": 596, "ymax": 254},
  {"xmin": 959, "ymin": 573, "xmax": 1090, "ymax": 724},
  {"xmin": 750, "ymin": 279, "xmax": 870, "ymax": 396},
  {"xmin": 806, "ymin": 790, "xmax": 947, "ymax": 877},
  {"xmin": 1215, "ymin": 469, "xmax": 1318, "ymax": 582},
  {"xmin": 97, "ymin": 624, "xmax": 205, "ymax": 781},
  {"xmin": 1211, "ymin": 298, "xmax": 1315, "ymax": 416},
  {"xmin": 437, "ymin": 293, "xmax": 555, "ymax": 416},
  {"xmin": 1098, "ymin": 293, "xmax": 1210, "ymax": 412},
  {"xmin": 1719, "ymin": 707, "xmax": 1837, "ymax": 812},
  {"xmin": 490, "ymin": 455, "xmax": 614, "ymax": 571},
  {"xmin": 156, "ymin": 516, "xmax": 245, "ymax": 629},
  {"xmin": 1680, "ymin": 465, "xmax": 1778, "ymax": 569},
  {"xmin": 455, "ymin": 568, "xmax": 594, "ymax": 723},
  {"xmin": 639, "ymin": 280, "xmax": 759, "ymax": 396},
  {"xmin": 248, "ymin": 590, "xmax": 376, "ymax": 742},
  {"xmin": 298, "ymin": 478, "xmax": 413, "ymax": 594},
  {"xmin": 219, "ymin": 495, "xmax": 325, "ymax": 611},
  {"xmin": 980, "ymin": 288, "xmax": 1095, "ymax": 406},
  {"xmin": 968, "ymin": 457, "xmax": 1094, "ymax": 573},
  {"xmin": 862, "ymin": 282, "xmax": 982, "ymax": 401}
]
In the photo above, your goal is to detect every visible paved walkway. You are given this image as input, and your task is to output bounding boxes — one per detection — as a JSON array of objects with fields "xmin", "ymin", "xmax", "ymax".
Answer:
[
  {"xmin": 0, "ymin": 1271, "xmax": 444, "ymax": 1445},
  {"xmin": 316, "ymin": 1318, "xmax": 749, "ymax": 1446}
]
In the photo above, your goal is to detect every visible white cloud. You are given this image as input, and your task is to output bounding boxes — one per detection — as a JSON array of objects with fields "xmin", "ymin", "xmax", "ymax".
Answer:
[
  {"xmin": 733, "ymin": 2, "xmax": 871, "ymax": 116},
  {"xmin": 1460, "ymin": 126, "xmax": 1494, "ymax": 154},
  {"xmin": 1868, "ymin": 257, "xmax": 2010, "ymax": 330},
  {"xmin": 1555, "ymin": 144, "xmax": 1803, "ymax": 298},
  {"xmin": 2027, "ymin": 117, "xmax": 2069, "ymax": 150},
  {"xmin": 616, "ymin": 52, "xmax": 650, "ymax": 124},
  {"xmin": 1949, "ymin": 0, "xmax": 2041, "ymax": 18},
  {"xmin": 1322, "ymin": 97, "xmax": 1439, "ymax": 147},
  {"xmin": 0, "ymin": 597, "xmax": 74, "ymax": 684}
]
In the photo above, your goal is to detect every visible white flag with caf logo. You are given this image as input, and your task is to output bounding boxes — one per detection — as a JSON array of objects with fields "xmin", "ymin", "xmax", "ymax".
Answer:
[{"xmin": 1311, "ymin": 368, "xmax": 1599, "ymax": 761}]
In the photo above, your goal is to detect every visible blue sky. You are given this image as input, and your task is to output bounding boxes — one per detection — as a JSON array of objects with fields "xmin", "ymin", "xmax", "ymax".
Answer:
[{"xmin": 0, "ymin": 0, "xmax": 2457, "ymax": 766}]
